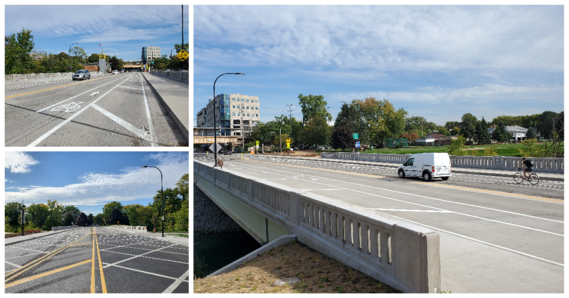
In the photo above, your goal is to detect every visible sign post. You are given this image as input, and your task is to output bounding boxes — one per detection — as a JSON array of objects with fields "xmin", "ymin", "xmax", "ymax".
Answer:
[
  {"xmin": 255, "ymin": 140, "xmax": 259, "ymax": 155},
  {"xmin": 286, "ymin": 139, "xmax": 291, "ymax": 156}
]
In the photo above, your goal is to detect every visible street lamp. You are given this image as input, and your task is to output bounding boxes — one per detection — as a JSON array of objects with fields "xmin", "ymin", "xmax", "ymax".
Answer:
[
  {"xmin": 213, "ymin": 73, "xmax": 245, "ymax": 167},
  {"xmin": 142, "ymin": 166, "xmax": 164, "ymax": 237}
]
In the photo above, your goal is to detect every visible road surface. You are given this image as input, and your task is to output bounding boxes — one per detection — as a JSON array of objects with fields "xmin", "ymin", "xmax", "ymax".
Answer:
[
  {"xmin": 195, "ymin": 154, "xmax": 564, "ymax": 293},
  {"xmin": 5, "ymin": 73, "xmax": 187, "ymax": 146},
  {"xmin": 5, "ymin": 227, "xmax": 189, "ymax": 293}
]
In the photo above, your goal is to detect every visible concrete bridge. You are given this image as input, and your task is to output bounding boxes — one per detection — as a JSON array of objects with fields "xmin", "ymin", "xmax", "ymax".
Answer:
[{"xmin": 194, "ymin": 160, "xmax": 441, "ymax": 293}]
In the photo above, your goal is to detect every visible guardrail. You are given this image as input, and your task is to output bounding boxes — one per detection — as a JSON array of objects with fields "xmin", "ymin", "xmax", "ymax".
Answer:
[
  {"xmin": 150, "ymin": 70, "xmax": 189, "ymax": 83},
  {"xmin": 194, "ymin": 161, "xmax": 440, "ymax": 293},
  {"xmin": 321, "ymin": 152, "xmax": 564, "ymax": 173}
]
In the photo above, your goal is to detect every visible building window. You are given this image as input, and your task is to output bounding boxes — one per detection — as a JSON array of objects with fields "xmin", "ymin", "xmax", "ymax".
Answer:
[
  {"xmin": 247, "ymin": 106, "xmax": 249, "ymax": 109},
  {"xmin": 256, "ymin": 107, "xmax": 258, "ymax": 110},
  {"xmin": 233, "ymin": 105, "xmax": 235, "ymax": 108},
  {"xmin": 238, "ymin": 113, "xmax": 240, "ymax": 116},
  {"xmin": 233, "ymin": 113, "xmax": 236, "ymax": 116},
  {"xmin": 246, "ymin": 99, "xmax": 249, "ymax": 102},
  {"xmin": 247, "ymin": 113, "xmax": 250, "ymax": 116}
]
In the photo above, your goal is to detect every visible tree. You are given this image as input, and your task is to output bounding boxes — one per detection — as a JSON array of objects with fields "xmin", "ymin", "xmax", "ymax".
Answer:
[
  {"xmin": 400, "ymin": 132, "xmax": 419, "ymax": 143},
  {"xmin": 102, "ymin": 201, "xmax": 123, "ymax": 223},
  {"xmin": 447, "ymin": 135, "xmax": 466, "ymax": 155},
  {"xmin": 87, "ymin": 214, "xmax": 94, "ymax": 226},
  {"xmin": 174, "ymin": 43, "xmax": 189, "ymax": 53},
  {"xmin": 475, "ymin": 117, "xmax": 491, "ymax": 145},
  {"xmin": 298, "ymin": 94, "xmax": 332, "ymax": 124},
  {"xmin": 303, "ymin": 115, "xmax": 330, "ymax": 147},
  {"xmin": 63, "ymin": 205, "xmax": 80, "ymax": 218},
  {"xmin": 63, "ymin": 212, "xmax": 74, "ymax": 226},
  {"xmin": 450, "ymin": 127, "xmax": 460, "ymax": 136},
  {"xmin": 537, "ymin": 111, "xmax": 560, "ymax": 139},
  {"xmin": 110, "ymin": 56, "xmax": 119, "ymax": 71},
  {"xmin": 70, "ymin": 46, "xmax": 87, "ymax": 62},
  {"xmin": 77, "ymin": 212, "xmax": 88, "ymax": 226},
  {"xmin": 88, "ymin": 53, "xmax": 100, "ymax": 63},
  {"xmin": 405, "ymin": 116, "xmax": 430, "ymax": 132},
  {"xmin": 445, "ymin": 121, "xmax": 460, "ymax": 130},
  {"xmin": 351, "ymin": 97, "xmax": 407, "ymax": 145},
  {"xmin": 526, "ymin": 127, "xmax": 537, "ymax": 139},
  {"xmin": 110, "ymin": 209, "xmax": 123, "ymax": 225},
  {"xmin": 124, "ymin": 204, "xmax": 142, "ymax": 226},
  {"xmin": 94, "ymin": 214, "xmax": 104, "ymax": 225},
  {"xmin": 27, "ymin": 203, "xmax": 50, "ymax": 228},
  {"xmin": 460, "ymin": 113, "xmax": 478, "ymax": 143},
  {"xmin": 492, "ymin": 121, "xmax": 511, "ymax": 144},
  {"xmin": 330, "ymin": 126, "xmax": 354, "ymax": 150},
  {"xmin": 5, "ymin": 28, "xmax": 35, "ymax": 74},
  {"xmin": 173, "ymin": 199, "xmax": 189, "ymax": 231},
  {"xmin": 5, "ymin": 202, "xmax": 22, "ymax": 227}
]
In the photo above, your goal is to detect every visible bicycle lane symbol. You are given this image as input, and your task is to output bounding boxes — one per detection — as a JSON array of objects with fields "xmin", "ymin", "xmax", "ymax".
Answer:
[{"xmin": 50, "ymin": 101, "xmax": 85, "ymax": 113}]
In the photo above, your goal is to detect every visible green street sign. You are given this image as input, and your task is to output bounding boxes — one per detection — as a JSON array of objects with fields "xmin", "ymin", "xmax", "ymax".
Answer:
[
  {"xmin": 151, "ymin": 61, "xmax": 154, "ymax": 64},
  {"xmin": 353, "ymin": 133, "xmax": 359, "ymax": 139}
]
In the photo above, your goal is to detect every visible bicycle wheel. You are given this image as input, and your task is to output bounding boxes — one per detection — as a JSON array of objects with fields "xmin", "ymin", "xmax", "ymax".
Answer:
[
  {"xmin": 513, "ymin": 173, "xmax": 523, "ymax": 184},
  {"xmin": 529, "ymin": 173, "xmax": 540, "ymax": 185}
]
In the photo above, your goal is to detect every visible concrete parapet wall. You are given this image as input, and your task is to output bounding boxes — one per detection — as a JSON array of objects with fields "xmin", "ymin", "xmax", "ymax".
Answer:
[
  {"xmin": 51, "ymin": 226, "xmax": 80, "ymax": 231},
  {"xmin": 108, "ymin": 225, "xmax": 147, "ymax": 232},
  {"xmin": 6, "ymin": 72, "xmax": 110, "ymax": 83},
  {"xmin": 194, "ymin": 161, "xmax": 441, "ymax": 293},
  {"xmin": 321, "ymin": 152, "xmax": 564, "ymax": 173},
  {"xmin": 150, "ymin": 70, "xmax": 189, "ymax": 83}
]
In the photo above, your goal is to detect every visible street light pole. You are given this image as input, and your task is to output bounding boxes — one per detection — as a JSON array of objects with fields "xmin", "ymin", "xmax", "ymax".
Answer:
[
  {"xmin": 213, "ymin": 73, "xmax": 245, "ymax": 167},
  {"xmin": 142, "ymin": 166, "xmax": 164, "ymax": 237}
]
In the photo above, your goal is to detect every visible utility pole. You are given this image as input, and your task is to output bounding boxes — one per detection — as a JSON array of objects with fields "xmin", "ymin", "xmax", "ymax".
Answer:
[{"xmin": 181, "ymin": 5, "xmax": 184, "ymax": 71}]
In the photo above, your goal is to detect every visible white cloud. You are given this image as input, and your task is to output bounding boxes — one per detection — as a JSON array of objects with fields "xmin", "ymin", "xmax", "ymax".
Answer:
[
  {"xmin": 5, "ymin": 152, "xmax": 39, "ymax": 174},
  {"xmin": 195, "ymin": 6, "xmax": 563, "ymax": 73},
  {"xmin": 5, "ymin": 153, "xmax": 188, "ymax": 206}
]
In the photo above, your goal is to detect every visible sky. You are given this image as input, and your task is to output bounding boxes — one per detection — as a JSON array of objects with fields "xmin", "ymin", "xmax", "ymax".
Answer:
[
  {"xmin": 194, "ymin": 5, "xmax": 564, "ymax": 126},
  {"xmin": 5, "ymin": 5, "xmax": 189, "ymax": 61},
  {"xmin": 5, "ymin": 152, "xmax": 189, "ymax": 216}
]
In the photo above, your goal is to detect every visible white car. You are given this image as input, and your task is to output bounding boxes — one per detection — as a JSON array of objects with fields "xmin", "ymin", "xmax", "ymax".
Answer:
[
  {"xmin": 112, "ymin": 70, "xmax": 119, "ymax": 75},
  {"xmin": 397, "ymin": 153, "xmax": 452, "ymax": 181}
]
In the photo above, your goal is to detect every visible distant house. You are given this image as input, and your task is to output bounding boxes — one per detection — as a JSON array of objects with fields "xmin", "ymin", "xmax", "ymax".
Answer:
[{"xmin": 489, "ymin": 126, "xmax": 528, "ymax": 141}]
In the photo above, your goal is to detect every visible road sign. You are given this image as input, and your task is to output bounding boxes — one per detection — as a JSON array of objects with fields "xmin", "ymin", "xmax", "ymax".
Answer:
[
  {"xmin": 256, "ymin": 140, "xmax": 259, "ymax": 146},
  {"xmin": 151, "ymin": 61, "xmax": 154, "ymax": 65},
  {"xmin": 177, "ymin": 49, "xmax": 189, "ymax": 61},
  {"xmin": 353, "ymin": 133, "xmax": 359, "ymax": 139},
  {"xmin": 355, "ymin": 141, "xmax": 361, "ymax": 148},
  {"xmin": 209, "ymin": 143, "xmax": 222, "ymax": 152},
  {"xmin": 286, "ymin": 138, "xmax": 290, "ymax": 149}
]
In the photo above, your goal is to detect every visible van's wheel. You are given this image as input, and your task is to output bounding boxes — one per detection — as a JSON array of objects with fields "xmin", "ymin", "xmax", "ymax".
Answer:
[
  {"xmin": 398, "ymin": 170, "xmax": 405, "ymax": 178},
  {"xmin": 423, "ymin": 172, "xmax": 431, "ymax": 181},
  {"xmin": 441, "ymin": 177, "xmax": 449, "ymax": 181}
]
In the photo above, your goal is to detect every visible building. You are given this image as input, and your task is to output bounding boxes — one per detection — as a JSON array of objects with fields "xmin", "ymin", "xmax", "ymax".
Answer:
[
  {"xmin": 141, "ymin": 46, "xmax": 161, "ymax": 65},
  {"xmin": 196, "ymin": 93, "xmax": 260, "ymax": 146},
  {"xmin": 488, "ymin": 125, "xmax": 528, "ymax": 141}
]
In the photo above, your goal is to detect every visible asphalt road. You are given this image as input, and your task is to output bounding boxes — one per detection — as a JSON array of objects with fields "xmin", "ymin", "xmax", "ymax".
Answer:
[
  {"xmin": 195, "ymin": 154, "xmax": 564, "ymax": 293},
  {"xmin": 5, "ymin": 73, "xmax": 187, "ymax": 146},
  {"xmin": 5, "ymin": 227, "xmax": 189, "ymax": 293}
]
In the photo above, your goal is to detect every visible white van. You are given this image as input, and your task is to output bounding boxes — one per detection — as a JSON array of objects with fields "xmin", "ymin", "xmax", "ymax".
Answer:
[{"xmin": 397, "ymin": 153, "xmax": 452, "ymax": 181}]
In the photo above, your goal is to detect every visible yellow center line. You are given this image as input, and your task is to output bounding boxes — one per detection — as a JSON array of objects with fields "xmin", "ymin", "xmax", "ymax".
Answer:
[
  {"xmin": 91, "ymin": 228, "xmax": 96, "ymax": 293},
  {"xmin": 95, "ymin": 228, "xmax": 108, "ymax": 293},
  {"xmin": 5, "ymin": 260, "xmax": 91, "ymax": 289},
  {"xmin": 246, "ymin": 159, "xmax": 563, "ymax": 203},
  {"xmin": 5, "ymin": 76, "xmax": 112, "ymax": 99},
  {"xmin": 5, "ymin": 233, "xmax": 90, "ymax": 282}
]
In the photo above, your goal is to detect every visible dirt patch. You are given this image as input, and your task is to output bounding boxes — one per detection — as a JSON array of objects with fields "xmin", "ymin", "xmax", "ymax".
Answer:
[{"xmin": 193, "ymin": 241, "xmax": 399, "ymax": 293}]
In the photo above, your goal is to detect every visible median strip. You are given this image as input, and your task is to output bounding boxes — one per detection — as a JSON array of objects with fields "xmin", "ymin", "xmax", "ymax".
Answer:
[{"xmin": 95, "ymin": 228, "xmax": 108, "ymax": 293}]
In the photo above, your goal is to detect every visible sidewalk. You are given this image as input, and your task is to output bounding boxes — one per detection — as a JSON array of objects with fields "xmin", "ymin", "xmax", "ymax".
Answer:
[
  {"xmin": 5, "ymin": 229, "xmax": 77, "ymax": 246},
  {"xmin": 248, "ymin": 154, "xmax": 565, "ymax": 181},
  {"xmin": 105, "ymin": 226, "xmax": 189, "ymax": 246},
  {"xmin": 142, "ymin": 72, "xmax": 188, "ymax": 142}
]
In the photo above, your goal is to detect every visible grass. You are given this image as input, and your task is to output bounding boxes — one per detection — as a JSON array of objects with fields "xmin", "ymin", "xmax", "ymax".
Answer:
[
  {"xmin": 169, "ymin": 234, "xmax": 189, "ymax": 238},
  {"xmin": 193, "ymin": 241, "xmax": 399, "ymax": 293}
]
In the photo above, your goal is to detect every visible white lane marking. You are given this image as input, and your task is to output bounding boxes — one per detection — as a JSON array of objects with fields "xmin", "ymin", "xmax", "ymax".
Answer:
[
  {"xmin": 91, "ymin": 104, "xmax": 153, "ymax": 143},
  {"xmin": 102, "ymin": 250, "xmax": 188, "ymax": 264},
  {"xmin": 5, "ymin": 261, "xmax": 22, "ymax": 268},
  {"xmin": 369, "ymin": 208, "xmax": 454, "ymax": 213},
  {"xmin": 381, "ymin": 212, "xmax": 564, "ymax": 267},
  {"xmin": 102, "ymin": 263, "xmax": 189, "ymax": 282},
  {"xmin": 36, "ymin": 77, "xmax": 121, "ymax": 112},
  {"xmin": 102, "ymin": 244, "xmax": 175, "ymax": 268},
  {"xmin": 50, "ymin": 101, "xmax": 85, "ymax": 113},
  {"xmin": 27, "ymin": 77, "xmax": 130, "ymax": 147},
  {"xmin": 163, "ymin": 270, "xmax": 190, "ymax": 293},
  {"xmin": 90, "ymin": 91, "xmax": 100, "ymax": 96},
  {"xmin": 232, "ymin": 160, "xmax": 564, "ymax": 223},
  {"xmin": 140, "ymin": 74, "xmax": 157, "ymax": 147},
  {"xmin": 227, "ymin": 161, "xmax": 564, "ymax": 236}
]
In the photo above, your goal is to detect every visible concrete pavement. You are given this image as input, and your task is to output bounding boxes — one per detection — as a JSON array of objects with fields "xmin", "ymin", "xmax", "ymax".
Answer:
[{"xmin": 142, "ymin": 72, "xmax": 188, "ymax": 142}]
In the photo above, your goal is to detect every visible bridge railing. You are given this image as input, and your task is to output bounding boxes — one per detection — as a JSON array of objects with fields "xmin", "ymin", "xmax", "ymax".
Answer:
[
  {"xmin": 321, "ymin": 152, "xmax": 564, "ymax": 173},
  {"xmin": 194, "ymin": 161, "xmax": 440, "ymax": 293},
  {"xmin": 150, "ymin": 70, "xmax": 189, "ymax": 83}
]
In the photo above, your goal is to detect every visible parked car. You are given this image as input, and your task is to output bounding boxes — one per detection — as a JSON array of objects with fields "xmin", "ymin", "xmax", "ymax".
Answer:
[
  {"xmin": 224, "ymin": 150, "xmax": 232, "ymax": 155},
  {"xmin": 112, "ymin": 70, "xmax": 119, "ymax": 75},
  {"xmin": 397, "ymin": 153, "xmax": 452, "ymax": 181},
  {"xmin": 72, "ymin": 70, "xmax": 90, "ymax": 81}
]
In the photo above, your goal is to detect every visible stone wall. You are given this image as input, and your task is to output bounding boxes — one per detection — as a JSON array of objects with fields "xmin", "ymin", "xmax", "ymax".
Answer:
[{"xmin": 194, "ymin": 184, "xmax": 244, "ymax": 233}]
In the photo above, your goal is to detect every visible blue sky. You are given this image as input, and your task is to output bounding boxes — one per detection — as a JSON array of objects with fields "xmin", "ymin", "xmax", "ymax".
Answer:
[
  {"xmin": 5, "ymin": 152, "xmax": 189, "ymax": 216},
  {"xmin": 5, "ymin": 5, "xmax": 189, "ymax": 61},
  {"xmin": 194, "ymin": 5, "xmax": 564, "ymax": 126}
]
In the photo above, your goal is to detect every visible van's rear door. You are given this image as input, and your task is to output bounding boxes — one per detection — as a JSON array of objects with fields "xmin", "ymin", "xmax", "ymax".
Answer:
[{"xmin": 436, "ymin": 153, "xmax": 451, "ymax": 174}]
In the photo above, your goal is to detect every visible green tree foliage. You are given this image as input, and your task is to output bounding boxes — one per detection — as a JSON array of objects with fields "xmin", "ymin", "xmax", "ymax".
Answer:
[
  {"xmin": 330, "ymin": 126, "xmax": 354, "ymax": 151},
  {"xmin": 63, "ymin": 212, "xmax": 74, "ymax": 226},
  {"xmin": 94, "ymin": 214, "xmax": 104, "ymax": 225},
  {"xmin": 405, "ymin": 116, "xmax": 430, "ymax": 132},
  {"xmin": 352, "ymin": 97, "xmax": 407, "ymax": 145},
  {"xmin": 334, "ymin": 103, "xmax": 367, "ymax": 142},
  {"xmin": 5, "ymin": 28, "xmax": 35, "ymax": 74},
  {"xmin": 173, "ymin": 199, "xmax": 189, "ymax": 231},
  {"xmin": 298, "ymin": 94, "xmax": 332, "ymax": 124},
  {"xmin": 445, "ymin": 121, "xmax": 460, "ymax": 130},
  {"xmin": 303, "ymin": 115, "xmax": 331, "ymax": 147},
  {"xmin": 27, "ymin": 203, "xmax": 50, "ymax": 228},
  {"xmin": 5, "ymin": 202, "xmax": 22, "ymax": 227},
  {"xmin": 87, "ymin": 213, "xmax": 94, "ymax": 226},
  {"xmin": 447, "ymin": 135, "xmax": 466, "ymax": 155},
  {"xmin": 475, "ymin": 117, "xmax": 491, "ymax": 145},
  {"xmin": 110, "ymin": 209, "xmax": 123, "ymax": 225},
  {"xmin": 88, "ymin": 53, "xmax": 100, "ymax": 63},
  {"xmin": 526, "ymin": 128, "xmax": 537, "ymax": 139},
  {"xmin": 460, "ymin": 113, "xmax": 478, "ymax": 142},
  {"xmin": 174, "ymin": 43, "xmax": 189, "ymax": 52},
  {"xmin": 77, "ymin": 212, "xmax": 88, "ymax": 226},
  {"xmin": 70, "ymin": 46, "xmax": 87, "ymax": 62},
  {"xmin": 102, "ymin": 201, "xmax": 123, "ymax": 224},
  {"xmin": 63, "ymin": 205, "xmax": 81, "ymax": 218},
  {"xmin": 150, "ymin": 174, "xmax": 189, "ymax": 231},
  {"xmin": 110, "ymin": 56, "xmax": 119, "ymax": 71},
  {"xmin": 491, "ymin": 122, "xmax": 511, "ymax": 144}
]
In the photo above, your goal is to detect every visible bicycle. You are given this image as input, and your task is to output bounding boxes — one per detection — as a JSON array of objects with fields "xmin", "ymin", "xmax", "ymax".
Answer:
[{"xmin": 513, "ymin": 169, "xmax": 540, "ymax": 185}]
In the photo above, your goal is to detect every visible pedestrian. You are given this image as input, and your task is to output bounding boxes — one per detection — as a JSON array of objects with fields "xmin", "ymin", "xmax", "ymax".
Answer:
[{"xmin": 218, "ymin": 158, "xmax": 224, "ymax": 169}]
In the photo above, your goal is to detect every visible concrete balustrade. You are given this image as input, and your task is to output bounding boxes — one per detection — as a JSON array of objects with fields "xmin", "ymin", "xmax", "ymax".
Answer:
[
  {"xmin": 194, "ymin": 161, "xmax": 441, "ymax": 293},
  {"xmin": 108, "ymin": 225, "xmax": 148, "ymax": 232},
  {"xmin": 51, "ymin": 226, "xmax": 80, "ymax": 231},
  {"xmin": 6, "ymin": 72, "xmax": 110, "ymax": 83},
  {"xmin": 149, "ymin": 70, "xmax": 189, "ymax": 83},
  {"xmin": 321, "ymin": 152, "xmax": 564, "ymax": 173}
]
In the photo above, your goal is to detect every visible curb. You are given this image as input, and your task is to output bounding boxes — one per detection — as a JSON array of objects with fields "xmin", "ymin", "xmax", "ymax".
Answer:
[
  {"xmin": 142, "ymin": 73, "xmax": 188, "ymax": 143},
  {"xmin": 5, "ymin": 229, "xmax": 75, "ymax": 246},
  {"xmin": 249, "ymin": 155, "xmax": 564, "ymax": 182}
]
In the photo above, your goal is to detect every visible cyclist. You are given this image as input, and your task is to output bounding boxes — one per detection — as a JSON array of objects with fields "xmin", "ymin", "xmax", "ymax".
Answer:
[{"xmin": 518, "ymin": 158, "xmax": 534, "ymax": 180}]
